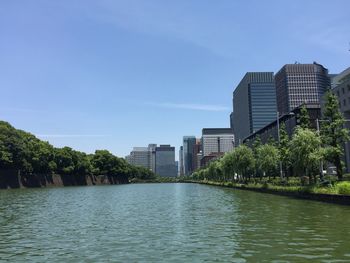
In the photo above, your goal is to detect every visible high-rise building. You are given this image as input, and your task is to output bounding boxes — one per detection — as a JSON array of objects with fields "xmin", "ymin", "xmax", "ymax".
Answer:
[
  {"xmin": 175, "ymin": 161, "xmax": 179, "ymax": 176},
  {"xmin": 183, "ymin": 136, "xmax": 196, "ymax": 175},
  {"xmin": 233, "ymin": 72, "xmax": 277, "ymax": 144},
  {"xmin": 148, "ymin": 144, "xmax": 157, "ymax": 173},
  {"xmin": 192, "ymin": 139, "xmax": 202, "ymax": 172},
  {"xmin": 155, "ymin": 145, "xmax": 177, "ymax": 177},
  {"xmin": 128, "ymin": 147, "xmax": 150, "ymax": 169},
  {"xmin": 125, "ymin": 144, "xmax": 157, "ymax": 172},
  {"xmin": 201, "ymin": 128, "xmax": 234, "ymax": 157},
  {"xmin": 275, "ymin": 62, "xmax": 330, "ymax": 115},
  {"xmin": 179, "ymin": 146, "xmax": 184, "ymax": 176}
]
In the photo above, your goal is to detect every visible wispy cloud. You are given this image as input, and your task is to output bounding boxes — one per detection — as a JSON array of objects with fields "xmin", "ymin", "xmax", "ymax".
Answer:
[
  {"xmin": 36, "ymin": 134, "xmax": 109, "ymax": 138},
  {"xmin": 291, "ymin": 19, "xmax": 350, "ymax": 55},
  {"xmin": 1, "ymin": 107, "xmax": 45, "ymax": 113},
  {"xmin": 69, "ymin": 1, "xmax": 240, "ymax": 58},
  {"xmin": 148, "ymin": 102, "xmax": 230, "ymax": 112}
]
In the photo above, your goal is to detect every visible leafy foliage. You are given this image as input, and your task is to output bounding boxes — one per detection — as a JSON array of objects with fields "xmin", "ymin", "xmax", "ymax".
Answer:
[
  {"xmin": 289, "ymin": 127, "xmax": 323, "ymax": 183},
  {"xmin": 299, "ymin": 104, "xmax": 311, "ymax": 129},
  {"xmin": 0, "ymin": 121, "xmax": 155, "ymax": 181},
  {"xmin": 256, "ymin": 143, "xmax": 279, "ymax": 178},
  {"xmin": 321, "ymin": 91, "xmax": 350, "ymax": 180}
]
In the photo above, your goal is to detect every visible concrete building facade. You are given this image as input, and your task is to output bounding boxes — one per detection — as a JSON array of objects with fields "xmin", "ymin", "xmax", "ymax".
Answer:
[{"xmin": 243, "ymin": 103, "xmax": 321, "ymax": 146}]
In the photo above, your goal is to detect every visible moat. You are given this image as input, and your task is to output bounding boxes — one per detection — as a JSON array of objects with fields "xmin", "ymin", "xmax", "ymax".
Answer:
[{"xmin": 1, "ymin": 183, "xmax": 350, "ymax": 262}]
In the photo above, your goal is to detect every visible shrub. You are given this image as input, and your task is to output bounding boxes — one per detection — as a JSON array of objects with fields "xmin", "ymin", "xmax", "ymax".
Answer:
[{"xmin": 335, "ymin": 182, "xmax": 350, "ymax": 195}]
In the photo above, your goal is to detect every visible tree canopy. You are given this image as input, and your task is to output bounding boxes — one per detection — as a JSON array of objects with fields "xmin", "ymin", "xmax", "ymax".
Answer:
[{"xmin": 0, "ymin": 121, "xmax": 155, "ymax": 181}]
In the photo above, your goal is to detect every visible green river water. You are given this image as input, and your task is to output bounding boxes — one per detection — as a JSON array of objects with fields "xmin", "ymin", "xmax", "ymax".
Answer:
[{"xmin": 0, "ymin": 183, "xmax": 350, "ymax": 262}]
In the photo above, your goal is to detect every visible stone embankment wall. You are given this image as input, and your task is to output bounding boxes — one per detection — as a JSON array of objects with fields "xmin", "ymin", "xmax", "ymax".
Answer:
[{"xmin": 0, "ymin": 169, "xmax": 128, "ymax": 189}]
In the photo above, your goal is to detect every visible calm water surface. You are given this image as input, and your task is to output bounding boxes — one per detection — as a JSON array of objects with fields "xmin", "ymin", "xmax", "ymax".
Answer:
[{"xmin": 1, "ymin": 183, "xmax": 350, "ymax": 262}]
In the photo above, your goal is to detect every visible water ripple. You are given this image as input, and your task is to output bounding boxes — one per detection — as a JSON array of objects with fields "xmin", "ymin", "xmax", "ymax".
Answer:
[{"xmin": 0, "ymin": 184, "xmax": 350, "ymax": 262}]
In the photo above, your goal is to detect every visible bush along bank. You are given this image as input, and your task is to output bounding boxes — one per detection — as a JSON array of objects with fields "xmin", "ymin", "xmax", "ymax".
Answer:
[
  {"xmin": 187, "ymin": 180, "xmax": 350, "ymax": 205},
  {"xmin": 186, "ymin": 178, "xmax": 350, "ymax": 205}
]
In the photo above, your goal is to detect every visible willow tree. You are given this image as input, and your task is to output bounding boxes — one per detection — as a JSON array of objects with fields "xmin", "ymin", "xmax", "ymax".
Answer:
[
  {"xmin": 290, "ymin": 127, "xmax": 323, "ymax": 184},
  {"xmin": 232, "ymin": 145, "xmax": 255, "ymax": 182},
  {"xmin": 256, "ymin": 143, "xmax": 279, "ymax": 180},
  {"xmin": 222, "ymin": 151, "xmax": 235, "ymax": 182}
]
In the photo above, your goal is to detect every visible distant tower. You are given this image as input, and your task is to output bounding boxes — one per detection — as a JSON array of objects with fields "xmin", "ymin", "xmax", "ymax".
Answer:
[{"xmin": 183, "ymin": 136, "xmax": 196, "ymax": 175}]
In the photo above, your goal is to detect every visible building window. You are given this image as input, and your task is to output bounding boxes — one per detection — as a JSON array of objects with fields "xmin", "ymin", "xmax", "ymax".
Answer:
[
  {"xmin": 342, "ymin": 87, "xmax": 345, "ymax": 94},
  {"xmin": 344, "ymin": 99, "xmax": 347, "ymax": 106},
  {"xmin": 337, "ymin": 91, "xmax": 340, "ymax": 97}
]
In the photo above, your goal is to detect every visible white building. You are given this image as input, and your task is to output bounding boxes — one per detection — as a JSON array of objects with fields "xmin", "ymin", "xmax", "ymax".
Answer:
[{"xmin": 125, "ymin": 144, "xmax": 157, "ymax": 172}]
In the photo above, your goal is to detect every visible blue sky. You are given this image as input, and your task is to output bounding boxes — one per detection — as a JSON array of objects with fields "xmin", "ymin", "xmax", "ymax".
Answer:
[{"xmin": 1, "ymin": 0, "xmax": 349, "ymax": 159}]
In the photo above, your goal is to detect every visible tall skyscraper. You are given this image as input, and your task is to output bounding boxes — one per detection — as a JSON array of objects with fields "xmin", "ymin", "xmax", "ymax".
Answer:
[
  {"xmin": 275, "ymin": 62, "xmax": 330, "ymax": 114},
  {"xmin": 179, "ymin": 146, "xmax": 184, "ymax": 176},
  {"xmin": 233, "ymin": 72, "xmax": 277, "ymax": 144},
  {"xmin": 183, "ymin": 136, "xmax": 196, "ymax": 175},
  {"xmin": 155, "ymin": 145, "xmax": 176, "ymax": 177}
]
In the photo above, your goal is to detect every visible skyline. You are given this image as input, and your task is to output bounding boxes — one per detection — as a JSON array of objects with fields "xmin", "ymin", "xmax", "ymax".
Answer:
[{"xmin": 1, "ymin": 0, "xmax": 350, "ymax": 160}]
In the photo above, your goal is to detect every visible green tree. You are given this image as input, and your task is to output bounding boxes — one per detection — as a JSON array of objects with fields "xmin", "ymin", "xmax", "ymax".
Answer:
[
  {"xmin": 290, "ymin": 127, "xmax": 323, "ymax": 184},
  {"xmin": 256, "ymin": 143, "xmax": 279, "ymax": 179},
  {"xmin": 252, "ymin": 136, "xmax": 262, "ymax": 178},
  {"xmin": 321, "ymin": 91, "xmax": 350, "ymax": 180},
  {"xmin": 222, "ymin": 151, "xmax": 236, "ymax": 182},
  {"xmin": 279, "ymin": 123, "xmax": 290, "ymax": 178},
  {"xmin": 232, "ymin": 145, "xmax": 255, "ymax": 182},
  {"xmin": 299, "ymin": 104, "xmax": 311, "ymax": 129},
  {"xmin": 0, "ymin": 120, "xmax": 155, "ymax": 185}
]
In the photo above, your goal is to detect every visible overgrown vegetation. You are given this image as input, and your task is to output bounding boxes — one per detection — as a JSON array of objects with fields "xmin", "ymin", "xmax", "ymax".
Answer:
[{"xmin": 0, "ymin": 121, "xmax": 155, "ymax": 182}]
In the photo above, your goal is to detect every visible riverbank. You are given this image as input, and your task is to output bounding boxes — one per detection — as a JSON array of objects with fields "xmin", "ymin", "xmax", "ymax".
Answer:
[
  {"xmin": 0, "ymin": 169, "xmax": 129, "ymax": 189},
  {"xmin": 190, "ymin": 180, "xmax": 350, "ymax": 205},
  {"xmin": 0, "ymin": 169, "xmax": 179, "ymax": 189}
]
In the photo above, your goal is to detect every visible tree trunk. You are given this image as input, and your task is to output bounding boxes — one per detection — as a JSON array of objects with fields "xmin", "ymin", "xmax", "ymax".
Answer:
[{"xmin": 335, "ymin": 156, "xmax": 343, "ymax": 181}]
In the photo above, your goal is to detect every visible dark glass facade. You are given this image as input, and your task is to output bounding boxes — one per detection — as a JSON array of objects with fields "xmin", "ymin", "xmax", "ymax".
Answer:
[
  {"xmin": 183, "ymin": 136, "xmax": 196, "ymax": 175},
  {"xmin": 155, "ymin": 145, "xmax": 176, "ymax": 177},
  {"xmin": 233, "ymin": 72, "xmax": 277, "ymax": 144},
  {"xmin": 249, "ymin": 82, "xmax": 277, "ymax": 133}
]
